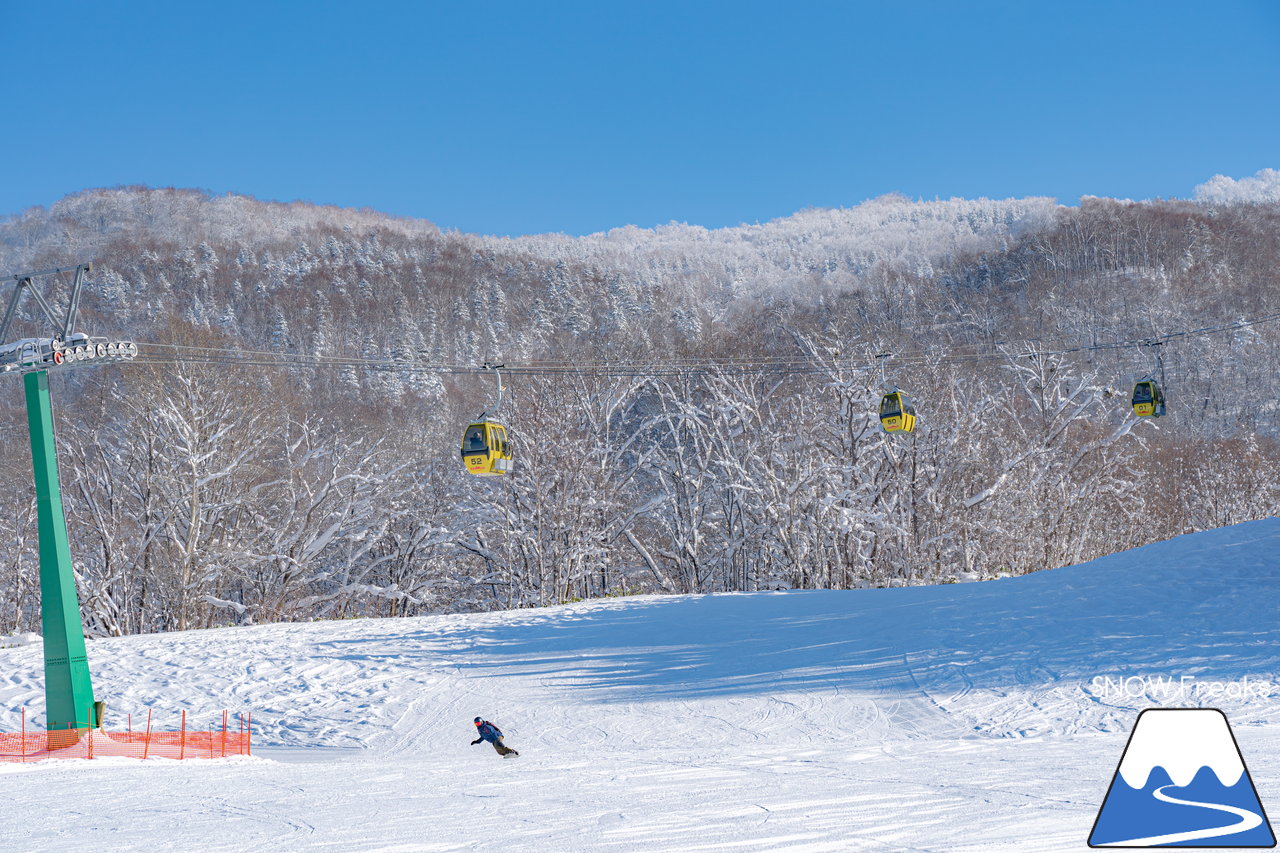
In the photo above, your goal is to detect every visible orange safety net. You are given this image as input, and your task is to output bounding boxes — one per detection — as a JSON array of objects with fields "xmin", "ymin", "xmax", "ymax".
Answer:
[{"xmin": 0, "ymin": 711, "xmax": 251, "ymax": 763}]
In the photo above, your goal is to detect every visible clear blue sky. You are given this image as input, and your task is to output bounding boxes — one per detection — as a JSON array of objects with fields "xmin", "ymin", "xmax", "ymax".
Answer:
[{"xmin": 3, "ymin": 0, "xmax": 1278, "ymax": 236}]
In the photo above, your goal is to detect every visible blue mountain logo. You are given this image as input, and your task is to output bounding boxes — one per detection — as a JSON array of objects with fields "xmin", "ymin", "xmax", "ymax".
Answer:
[{"xmin": 1090, "ymin": 708, "xmax": 1275, "ymax": 847}]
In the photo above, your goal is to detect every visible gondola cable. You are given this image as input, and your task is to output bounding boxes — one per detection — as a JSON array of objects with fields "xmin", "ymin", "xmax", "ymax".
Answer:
[{"xmin": 49, "ymin": 304, "xmax": 1280, "ymax": 471}]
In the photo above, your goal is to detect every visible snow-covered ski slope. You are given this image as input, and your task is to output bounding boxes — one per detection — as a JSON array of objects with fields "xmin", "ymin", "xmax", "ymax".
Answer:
[{"xmin": 3, "ymin": 520, "xmax": 1280, "ymax": 852}]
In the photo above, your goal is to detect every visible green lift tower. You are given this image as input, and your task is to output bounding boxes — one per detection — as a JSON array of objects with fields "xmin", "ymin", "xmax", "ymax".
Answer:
[{"xmin": 2, "ymin": 263, "xmax": 138, "ymax": 733}]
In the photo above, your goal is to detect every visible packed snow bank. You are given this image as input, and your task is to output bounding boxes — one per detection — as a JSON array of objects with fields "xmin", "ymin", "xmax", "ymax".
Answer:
[
  {"xmin": 1, "ymin": 520, "xmax": 1278, "ymax": 852},
  {"xmin": 0, "ymin": 632, "xmax": 40, "ymax": 649}
]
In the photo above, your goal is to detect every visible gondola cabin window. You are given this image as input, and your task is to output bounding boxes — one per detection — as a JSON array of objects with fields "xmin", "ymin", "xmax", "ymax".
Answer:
[{"xmin": 463, "ymin": 424, "xmax": 488, "ymax": 455}]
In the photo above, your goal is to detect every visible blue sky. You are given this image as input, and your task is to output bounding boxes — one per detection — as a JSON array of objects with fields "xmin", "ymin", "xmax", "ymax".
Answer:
[{"xmin": 3, "ymin": 0, "xmax": 1278, "ymax": 236}]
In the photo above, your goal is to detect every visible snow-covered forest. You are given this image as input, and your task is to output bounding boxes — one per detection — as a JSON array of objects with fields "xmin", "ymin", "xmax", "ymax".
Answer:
[{"xmin": 1, "ymin": 174, "xmax": 1278, "ymax": 635}]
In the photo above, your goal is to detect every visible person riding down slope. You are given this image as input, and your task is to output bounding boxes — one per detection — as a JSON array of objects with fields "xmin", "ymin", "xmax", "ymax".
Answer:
[{"xmin": 471, "ymin": 717, "xmax": 519, "ymax": 756}]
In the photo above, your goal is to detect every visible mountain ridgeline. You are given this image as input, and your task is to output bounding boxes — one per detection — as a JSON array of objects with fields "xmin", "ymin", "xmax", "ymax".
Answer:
[{"xmin": 1, "ymin": 185, "xmax": 1278, "ymax": 635}]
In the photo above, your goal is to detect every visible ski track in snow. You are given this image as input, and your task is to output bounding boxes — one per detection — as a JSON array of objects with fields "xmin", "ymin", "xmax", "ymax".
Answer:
[{"xmin": 2, "ymin": 520, "xmax": 1280, "ymax": 851}]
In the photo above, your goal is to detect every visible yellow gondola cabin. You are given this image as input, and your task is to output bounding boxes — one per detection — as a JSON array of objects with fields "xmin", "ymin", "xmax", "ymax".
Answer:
[
  {"xmin": 879, "ymin": 390, "xmax": 917, "ymax": 433},
  {"xmin": 461, "ymin": 420, "xmax": 512, "ymax": 476},
  {"xmin": 1131, "ymin": 379, "xmax": 1166, "ymax": 418}
]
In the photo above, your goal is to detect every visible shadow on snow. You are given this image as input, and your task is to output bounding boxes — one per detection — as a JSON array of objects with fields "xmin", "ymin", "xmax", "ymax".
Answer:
[{"xmin": 317, "ymin": 519, "xmax": 1280, "ymax": 702}]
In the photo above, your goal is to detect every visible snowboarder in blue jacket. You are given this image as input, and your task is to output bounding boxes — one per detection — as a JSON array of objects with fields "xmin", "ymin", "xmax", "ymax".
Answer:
[{"xmin": 471, "ymin": 717, "xmax": 519, "ymax": 756}]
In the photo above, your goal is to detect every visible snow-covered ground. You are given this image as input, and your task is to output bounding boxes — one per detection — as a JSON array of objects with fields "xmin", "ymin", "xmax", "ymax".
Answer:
[{"xmin": 3, "ymin": 520, "xmax": 1280, "ymax": 851}]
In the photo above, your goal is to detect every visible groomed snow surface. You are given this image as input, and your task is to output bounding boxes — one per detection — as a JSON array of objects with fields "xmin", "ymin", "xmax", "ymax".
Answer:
[{"xmin": 4, "ymin": 519, "xmax": 1280, "ymax": 852}]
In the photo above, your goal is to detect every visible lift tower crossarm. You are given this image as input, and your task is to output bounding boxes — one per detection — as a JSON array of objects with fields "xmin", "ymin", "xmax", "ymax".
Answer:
[
  {"xmin": 5, "ymin": 264, "xmax": 90, "ymax": 281},
  {"xmin": 0, "ymin": 263, "xmax": 92, "ymax": 344}
]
